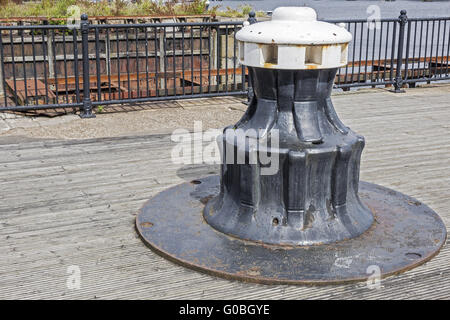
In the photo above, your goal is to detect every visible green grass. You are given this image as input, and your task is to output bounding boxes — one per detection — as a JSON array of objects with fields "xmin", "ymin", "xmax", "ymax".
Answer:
[
  {"xmin": 0, "ymin": 0, "xmax": 208, "ymax": 19},
  {"xmin": 215, "ymin": 4, "xmax": 266, "ymax": 18},
  {"xmin": 0, "ymin": 0, "xmax": 266, "ymax": 19}
]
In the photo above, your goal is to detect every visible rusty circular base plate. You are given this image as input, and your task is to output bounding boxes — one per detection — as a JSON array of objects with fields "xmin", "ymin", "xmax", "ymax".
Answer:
[{"xmin": 136, "ymin": 176, "xmax": 446, "ymax": 285}]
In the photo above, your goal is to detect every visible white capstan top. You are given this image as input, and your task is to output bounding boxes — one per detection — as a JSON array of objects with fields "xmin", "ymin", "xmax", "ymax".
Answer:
[{"xmin": 236, "ymin": 7, "xmax": 352, "ymax": 70}]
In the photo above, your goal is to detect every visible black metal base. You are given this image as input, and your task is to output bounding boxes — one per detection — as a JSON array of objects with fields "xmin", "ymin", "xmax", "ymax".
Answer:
[
  {"xmin": 79, "ymin": 112, "xmax": 96, "ymax": 119},
  {"xmin": 136, "ymin": 175, "xmax": 446, "ymax": 285},
  {"xmin": 390, "ymin": 88, "xmax": 406, "ymax": 93}
]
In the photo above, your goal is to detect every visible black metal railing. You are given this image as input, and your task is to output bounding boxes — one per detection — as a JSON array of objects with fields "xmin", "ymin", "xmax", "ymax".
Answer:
[
  {"xmin": 331, "ymin": 12, "xmax": 450, "ymax": 91},
  {"xmin": 0, "ymin": 16, "xmax": 246, "ymax": 116},
  {"xmin": 0, "ymin": 11, "xmax": 449, "ymax": 116}
]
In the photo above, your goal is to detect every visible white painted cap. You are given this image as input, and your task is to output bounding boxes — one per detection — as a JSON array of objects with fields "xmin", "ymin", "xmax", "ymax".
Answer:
[{"xmin": 236, "ymin": 7, "xmax": 352, "ymax": 70}]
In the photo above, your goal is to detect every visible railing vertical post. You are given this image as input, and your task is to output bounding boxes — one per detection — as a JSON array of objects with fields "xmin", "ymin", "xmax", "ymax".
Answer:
[
  {"xmin": 47, "ymin": 26, "xmax": 55, "ymax": 78},
  {"xmin": 393, "ymin": 10, "xmax": 408, "ymax": 93},
  {"xmin": 246, "ymin": 11, "xmax": 257, "ymax": 103},
  {"xmin": 247, "ymin": 11, "xmax": 257, "ymax": 25},
  {"xmin": 0, "ymin": 46, "xmax": 4, "ymax": 101},
  {"xmin": 80, "ymin": 13, "xmax": 95, "ymax": 118},
  {"xmin": 158, "ymin": 30, "xmax": 165, "ymax": 92}
]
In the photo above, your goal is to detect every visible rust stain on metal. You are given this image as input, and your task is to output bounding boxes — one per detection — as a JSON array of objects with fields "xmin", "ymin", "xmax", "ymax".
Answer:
[
  {"xmin": 6, "ymin": 79, "xmax": 56, "ymax": 105},
  {"xmin": 200, "ymin": 195, "xmax": 214, "ymax": 205},
  {"xmin": 140, "ymin": 222, "xmax": 154, "ymax": 228},
  {"xmin": 263, "ymin": 62, "xmax": 276, "ymax": 68},
  {"xmin": 237, "ymin": 266, "xmax": 261, "ymax": 277}
]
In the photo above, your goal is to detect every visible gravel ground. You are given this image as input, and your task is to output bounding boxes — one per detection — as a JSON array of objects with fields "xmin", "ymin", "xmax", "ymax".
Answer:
[
  {"xmin": 0, "ymin": 83, "xmax": 448, "ymax": 141},
  {"xmin": 0, "ymin": 96, "xmax": 248, "ymax": 140}
]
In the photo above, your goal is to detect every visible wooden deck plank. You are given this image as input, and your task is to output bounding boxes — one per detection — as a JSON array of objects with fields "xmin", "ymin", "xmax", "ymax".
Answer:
[{"xmin": 0, "ymin": 85, "xmax": 449, "ymax": 299}]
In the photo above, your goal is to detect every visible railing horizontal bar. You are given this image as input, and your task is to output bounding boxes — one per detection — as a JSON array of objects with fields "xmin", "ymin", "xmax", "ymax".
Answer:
[
  {"xmin": 336, "ymin": 81, "xmax": 393, "ymax": 88},
  {"xmin": 403, "ymin": 76, "xmax": 450, "ymax": 82},
  {"xmin": 0, "ymin": 22, "xmax": 240, "ymax": 32},
  {"xmin": 45, "ymin": 67, "xmax": 248, "ymax": 84},
  {"xmin": 346, "ymin": 56, "xmax": 450, "ymax": 68},
  {"xmin": 91, "ymin": 91, "xmax": 247, "ymax": 106},
  {"xmin": 0, "ymin": 102, "xmax": 82, "ymax": 111},
  {"xmin": 408, "ymin": 17, "xmax": 450, "ymax": 22},
  {"xmin": 324, "ymin": 18, "xmax": 399, "ymax": 23},
  {"xmin": 0, "ymin": 25, "xmax": 73, "ymax": 30},
  {"xmin": 91, "ymin": 21, "xmax": 243, "ymax": 29},
  {"xmin": 325, "ymin": 17, "xmax": 450, "ymax": 24}
]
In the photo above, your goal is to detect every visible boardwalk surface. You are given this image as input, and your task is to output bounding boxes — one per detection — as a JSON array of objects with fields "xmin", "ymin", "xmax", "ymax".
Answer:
[{"xmin": 0, "ymin": 84, "xmax": 449, "ymax": 299}]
